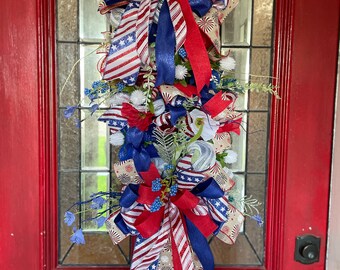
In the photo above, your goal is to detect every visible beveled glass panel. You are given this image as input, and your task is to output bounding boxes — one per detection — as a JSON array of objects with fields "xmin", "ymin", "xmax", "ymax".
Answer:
[
  {"xmin": 57, "ymin": 0, "xmax": 78, "ymax": 41},
  {"xmin": 229, "ymin": 114, "xmax": 247, "ymax": 172},
  {"xmin": 79, "ymin": 0, "xmax": 107, "ymax": 41},
  {"xmin": 221, "ymin": 48, "xmax": 250, "ymax": 110},
  {"xmin": 59, "ymin": 172, "xmax": 80, "ymax": 262},
  {"xmin": 81, "ymin": 110, "xmax": 109, "ymax": 169},
  {"xmin": 249, "ymin": 49, "xmax": 271, "ymax": 110},
  {"xmin": 59, "ymin": 110, "xmax": 80, "ymax": 170},
  {"xmin": 62, "ymin": 234, "xmax": 130, "ymax": 265},
  {"xmin": 58, "ymin": 43, "xmax": 80, "ymax": 107},
  {"xmin": 221, "ymin": 0, "xmax": 252, "ymax": 46},
  {"xmin": 80, "ymin": 45, "xmax": 108, "ymax": 107},
  {"xmin": 247, "ymin": 112, "xmax": 268, "ymax": 172},
  {"xmin": 253, "ymin": 0, "xmax": 274, "ymax": 46},
  {"xmin": 81, "ymin": 172, "xmax": 110, "ymax": 230},
  {"xmin": 245, "ymin": 174, "xmax": 266, "ymax": 263}
]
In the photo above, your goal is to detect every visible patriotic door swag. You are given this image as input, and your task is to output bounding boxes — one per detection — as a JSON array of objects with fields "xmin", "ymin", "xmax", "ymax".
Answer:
[{"xmin": 63, "ymin": 0, "xmax": 266, "ymax": 269}]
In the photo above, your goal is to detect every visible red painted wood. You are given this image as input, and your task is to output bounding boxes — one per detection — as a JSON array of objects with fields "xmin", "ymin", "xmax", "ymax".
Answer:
[
  {"xmin": 0, "ymin": 0, "xmax": 40, "ymax": 269},
  {"xmin": 266, "ymin": 0, "xmax": 339, "ymax": 270},
  {"xmin": 0, "ymin": 0, "xmax": 57, "ymax": 269}
]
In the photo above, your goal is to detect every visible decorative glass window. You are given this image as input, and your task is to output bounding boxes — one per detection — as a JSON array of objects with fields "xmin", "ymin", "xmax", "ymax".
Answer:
[{"xmin": 57, "ymin": 0, "xmax": 274, "ymax": 266}]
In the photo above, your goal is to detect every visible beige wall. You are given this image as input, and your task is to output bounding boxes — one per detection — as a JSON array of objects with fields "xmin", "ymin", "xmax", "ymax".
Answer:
[{"xmin": 327, "ymin": 45, "xmax": 340, "ymax": 270}]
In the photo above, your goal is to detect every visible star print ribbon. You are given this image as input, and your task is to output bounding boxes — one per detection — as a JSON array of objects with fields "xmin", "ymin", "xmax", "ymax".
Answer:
[
  {"xmin": 98, "ymin": 105, "xmax": 128, "ymax": 134},
  {"xmin": 102, "ymin": 1, "xmax": 141, "ymax": 85}
]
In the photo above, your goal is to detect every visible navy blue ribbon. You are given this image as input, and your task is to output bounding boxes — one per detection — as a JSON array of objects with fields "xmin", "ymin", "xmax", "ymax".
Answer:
[
  {"xmin": 191, "ymin": 178, "xmax": 224, "ymax": 199},
  {"xmin": 120, "ymin": 184, "xmax": 139, "ymax": 208},
  {"xmin": 189, "ymin": 0, "xmax": 213, "ymax": 17},
  {"xmin": 168, "ymin": 105, "xmax": 187, "ymax": 125},
  {"xmin": 186, "ymin": 217, "xmax": 215, "ymax": 270},
  {"xmin": 126, "ymin": 127, "xmax": 144, "ymax": 148},
  {"xmin": 114, "ymin": 213, "xmax": 131, "ymax": 235},
  {"xmin": 155, "ymin": 0, "xmax": 176, "ymax": 86}
]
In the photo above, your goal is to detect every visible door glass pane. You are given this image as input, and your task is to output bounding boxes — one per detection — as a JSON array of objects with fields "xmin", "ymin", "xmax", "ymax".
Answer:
[{"xmin": 57, "ymin": 0, "xmax": 274, "ymax": 266}]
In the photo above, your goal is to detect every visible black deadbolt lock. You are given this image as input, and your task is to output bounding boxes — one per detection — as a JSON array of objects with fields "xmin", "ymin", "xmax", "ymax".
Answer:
[{"xmin": 295, "ymin": 235, "xmax": 320, "ymax": 264}]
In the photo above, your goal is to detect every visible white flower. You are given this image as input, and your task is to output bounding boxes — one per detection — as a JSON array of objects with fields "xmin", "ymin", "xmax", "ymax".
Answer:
[
  {"xmin": 188, "ymin": 141, "xmax": 216, "ymax": 171},
  {"xmin": 130, "ymin": 90, "xmax": 146, "ymax": 106},
  {"xmin": 223, "ymin": 150, "xmax": 238, "ymax": 164},
  {"xmin": 220, "ymin": 56, "xmax": 236, "ymax": 71},
  {"xmin": 110, "ymin": 93, "xmax": 130, "ymax": 106},
  {"xmin": 109, "ymin": 131, "xmax": 125, "ymax": 146},
  {"xmin": 175, "ymin": 65, "xmax": 188, "ymax": 80},
  {"xmin": 189, "ymin": 109, "xmax": 219, "ymax": 141}
]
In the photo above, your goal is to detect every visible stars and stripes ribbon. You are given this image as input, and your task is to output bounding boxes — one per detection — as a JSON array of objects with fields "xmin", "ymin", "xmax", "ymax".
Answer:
[
  {"xmin": 131, "ymin": 205, "xmax": 170, "ymax": 270},
  {"xmin": 102, "ymin": 1, "xmax": 141, "ymax": 85},
  {"xmin": 98, "ymin": 106, "xmax": 128, "ymax": 134},
  {"xmin": 176, "ymin": 154, "xmax": 206, "ymax": 190}
]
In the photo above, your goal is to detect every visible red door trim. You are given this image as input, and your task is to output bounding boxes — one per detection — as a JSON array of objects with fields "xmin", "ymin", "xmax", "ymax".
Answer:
[
  {"xmin": 267, "ymin": 1, "xmax": 339, "ymax": 270},
  {"xmin": 265, "ymin": 0, "xmax": 295, "ymax": 268},
  {"xmin": 28, "ymin": 0, "xmax": 59, "ymax": 268},
  {"xmin": 37, "ymin": 0, "xmax": 58, "ymax": 269}
]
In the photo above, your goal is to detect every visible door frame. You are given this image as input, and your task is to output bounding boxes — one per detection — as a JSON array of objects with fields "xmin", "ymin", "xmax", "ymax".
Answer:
[{"xmin": 1, "ymin": 0, "xmax": 339, "ymax": 269}]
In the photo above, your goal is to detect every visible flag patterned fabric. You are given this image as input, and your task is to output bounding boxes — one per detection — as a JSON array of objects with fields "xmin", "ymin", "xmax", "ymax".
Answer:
[
  {"xmin": 131, "ymin": 205, "xmax": 171, "ymax": 270},
  {"xmin": 103, "ymin": 2, "xmax": 141, "ymax": 84},
  {"xmin": 98, "ymin": 106, "xmax": 128, "ymax": 134},
  {"xmin": 205, "ymin": 196, "xmax": 229, "ymax": 222},
  {"xmin": 121, "ymin": 202, "xmax": 144, "ymax": 232},
  {"xmin": 169, "ymin": 203, "xmax": 195, "ymax": 270},
  {"xmin": 136, "ymin": 0, "xmax": 152, "ymax": 65},
  {"xmin": 176, "ymin": 154, "xmax": 206, "ymax": 190}
]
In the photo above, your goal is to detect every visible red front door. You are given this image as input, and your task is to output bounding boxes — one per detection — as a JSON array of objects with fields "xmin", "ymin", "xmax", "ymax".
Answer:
[{"xmin": 0, "ymin": 0, "xmax": 339, "ymax": 270}]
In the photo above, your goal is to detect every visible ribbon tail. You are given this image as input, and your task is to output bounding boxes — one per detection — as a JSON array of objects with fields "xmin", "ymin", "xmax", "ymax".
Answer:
[
  {"xmin": 102, "ymin": 2, "xmax": 141, "ymax": 84},
  {"xmin": 169, "ymin": 203, "xmax": 195, "ymax": 270},
  {"xmin": 185, "ymin": 217, "xmax": 215, "ymax": 270},
  {"xmin": 131, "ymin": 206, "xmax": 171, "ymax": 270},
  {"xmin": 136, "ymin": 0, "xmax": 152, "ymax": 65},
  {"xmin": 155, "ymin": 0, "xmax": 176, "ymax": 86},
  {"xmin": 178, "ymin": 0, "xmax": 211, "ymax": 93}
]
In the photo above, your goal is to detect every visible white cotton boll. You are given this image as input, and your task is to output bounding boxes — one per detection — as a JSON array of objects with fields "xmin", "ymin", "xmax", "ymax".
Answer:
[
  {"xmin": 175, "ymin": 65, "xmax": 188, "ymax": 80},
  {"xmin": 220, "ymin": 56, "xmax": 236, "ymax": 71},
  {"xmin": 223, "ymin": 150, "xmax": 238, "ymax": 164},
  {"xmin": 109, "ymin": 131, "xmax": 125, "ymax": 146},
  {"xmin": 110, "ymin": 93, "xmax": 130, "ymax": 106},
  {"xmin": 130, "ymin": 90, "xmax": 146, "ymax": 106}
]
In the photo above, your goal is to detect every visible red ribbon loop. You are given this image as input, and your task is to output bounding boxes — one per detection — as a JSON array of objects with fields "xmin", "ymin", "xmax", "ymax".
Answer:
[
  {"xmin": 203, "ymin": 91, "xmax": 233, "ymax": 118},
  {"xmin": 137, "ymin": 185, "xmax": 160, "ymax": 205},
  {"xmin": 139, "ymin": 163, "xmax": 160, "ymax": 186},
  {"xmin": 172, "ymin": 190, "xmax": 217, "ymax": 237},
  {"xmin": 134, "ymin": 206, "xmax": 165, "ymax": 238}
]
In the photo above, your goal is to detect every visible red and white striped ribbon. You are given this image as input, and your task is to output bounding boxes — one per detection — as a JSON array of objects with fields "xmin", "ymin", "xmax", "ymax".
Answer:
[
  {"xmin": 102, "ymin": 2, "xmax": 141, "ymax": 84},
  {"xmin": 131, "ymin": 206, "xmax": 171, "ymax": 270},
  {"xmin": 167, "ymin": 0, "xmax": 187, "ymax": 51},
  {"xmin": 136, "ymin": 0, "xmax": 151, "ymax": 65},
  {"xmin": 169, "ymin": 203, "xmax": 195, "ymax": 270}
]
